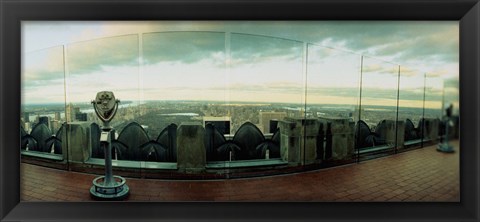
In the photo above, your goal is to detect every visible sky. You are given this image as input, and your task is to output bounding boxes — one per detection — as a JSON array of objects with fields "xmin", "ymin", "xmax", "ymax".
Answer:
[{"xmin": 21, "ymin": 21, "xmax": 459, "ymax": 109}]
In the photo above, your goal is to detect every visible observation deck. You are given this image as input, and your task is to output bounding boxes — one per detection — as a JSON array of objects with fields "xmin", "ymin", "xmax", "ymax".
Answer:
[{"xmin": 21, "ymin": 140, "xmax": 459, "ymax": 201}]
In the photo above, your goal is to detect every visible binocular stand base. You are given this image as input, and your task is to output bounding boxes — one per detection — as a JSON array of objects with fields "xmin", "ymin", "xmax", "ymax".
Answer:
[
  {"xmin": 90, "ymin": 175, "xmax": 129, "ymax": 200},
  {"xmin": 437, "ymin": 143, "xmax": 455, "ymax": 153}
]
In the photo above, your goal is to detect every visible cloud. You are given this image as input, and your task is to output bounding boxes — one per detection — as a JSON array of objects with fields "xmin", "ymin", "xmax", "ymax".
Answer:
[
  {"xmin": 443, "ymin": 77, "xmax": 459, "ymax": 88},
  {"xmin": 142, "ymin": 31, "xmax": 225, "ymax": 66},
  {"xmin": 26, "ymin": 21, "xmax": 459, "ymax": 77},
  {"xmin": 23, "ymin": 46, "xmax": 65, "ymax": 82},
  {"xmin": 398, "ymin": 66, "xmax": 422, "ymax": 77},
  {"xmin": 22, "ymin": 21, "xmax": 459, "ymax": 105},
  {"xmin": 230, "ymin": 33, "xmax": 303, "ymax": 65},
  {"xmin": 361, "ymin": 62, "xmax": 398, "ymax": 77},
  {"xmin": 307, "ymin": 86, "xmax": 434, "ymax": 102},
  {"xmin": 219, "ymin": 81, "xmax": 305, "ymax": 95},
  {"xmin": 66, "ymin": 34, "xmax": 139, "ymax": 75}
]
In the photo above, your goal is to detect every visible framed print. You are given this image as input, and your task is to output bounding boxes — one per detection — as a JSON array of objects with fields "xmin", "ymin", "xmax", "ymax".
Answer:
[{"xmin": 1, "ymin": 0, "xmax": 479, "ymax": 221}]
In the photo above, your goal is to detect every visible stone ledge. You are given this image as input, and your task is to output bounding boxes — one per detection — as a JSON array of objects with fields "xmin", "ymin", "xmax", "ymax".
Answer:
[
  {"xmin": 21, "ymin": 150, "xmax": 64, "ymax": 161},
  {"xmin": 206, "ymin": 158, "xmax": 287, "ymax": 169},
  {"xmin": 86, "ymin": 158, "xmax": 178, "ymax": 170}
]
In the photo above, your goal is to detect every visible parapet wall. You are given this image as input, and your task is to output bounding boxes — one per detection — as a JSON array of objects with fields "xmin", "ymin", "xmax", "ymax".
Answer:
[{"xmin": 21, "ymin": 117, "xmax": 446, "ymax": 178}]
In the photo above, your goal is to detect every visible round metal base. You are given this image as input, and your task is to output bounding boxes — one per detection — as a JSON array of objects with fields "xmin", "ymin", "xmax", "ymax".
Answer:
[
  {"xmin": 90, "ymin": 175, "xmax": 129, "ymax": 200},
  {"xmin": 437, "ymin": 143, "xmax": 455, "ymax": 153}
]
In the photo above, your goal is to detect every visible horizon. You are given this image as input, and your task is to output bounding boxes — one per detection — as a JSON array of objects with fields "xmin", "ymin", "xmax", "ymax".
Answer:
[{"xmin": 22, "ymin": 99, "xmax": 439, "ymax": 111}]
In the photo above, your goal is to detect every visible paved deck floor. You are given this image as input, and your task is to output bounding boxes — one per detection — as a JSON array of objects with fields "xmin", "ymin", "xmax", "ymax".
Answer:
[{"xmin": 21, "ymin": 141, "xmax": 460, "ymax": 201}]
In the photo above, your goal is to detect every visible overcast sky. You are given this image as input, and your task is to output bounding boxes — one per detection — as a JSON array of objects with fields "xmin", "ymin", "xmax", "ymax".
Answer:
[{"xmin": 21, "ymin": 21, "xmax": 459, "ymax": 108}]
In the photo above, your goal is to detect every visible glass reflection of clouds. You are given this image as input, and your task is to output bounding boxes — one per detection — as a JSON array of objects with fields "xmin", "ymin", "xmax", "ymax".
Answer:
[
  {"xmin": 142, "ymin": 31, "xmax": 226, "ymax": 102},
  {"xmin": 306, "ymin": 44, "xmax": 360, "ymax": 106},
  {"xmin": 22, "ymin": 28, "xmax": 456, "ymax": 114},
  {"xmin": 424, "ymin": 75, "xmax": 444, "ymax": 118},
  {"xmin": 228, "ymin": 33, "xmax": 304, "ymax": 104},
  {"xmin": 66, "ymin": 35, "xmax": 140, "ymax": 103},
  {"xmin": 360, "ymin": 56, "xmax": 399, "ymax": 107},
  {"xmin": 398, "ymin": 67, "xmax": 425, "ymax": 109},
  {"xmin": 22, "ymin": 46, "xmax": 65, "ymax": 104}
]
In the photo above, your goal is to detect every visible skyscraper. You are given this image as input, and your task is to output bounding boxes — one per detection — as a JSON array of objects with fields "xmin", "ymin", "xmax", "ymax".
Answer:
[
  {"xmin": 259, "ymin": 111, "xmax": 286, "ymax": 133},
  {"xmin": 75, "ymin": 113, "xmax": 87, "ymax": 121},
  {"xmin": 54, "ymin": 112, "xmax": 61, "ymax": 121},
  {"xmin": 66, "ymin": 103, "xmax": 79, "ymax": 122},
  {"xmin": 203, "ymin": 116, "xmax": 231, "ymax": 135},
  {"xmin": 23, "ymin": 112, "xmax": 30, "ymax": 123}
]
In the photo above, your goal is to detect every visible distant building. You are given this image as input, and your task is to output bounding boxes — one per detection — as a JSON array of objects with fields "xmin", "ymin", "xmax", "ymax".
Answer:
[
  {"xmin": 54, "ymin": 112, "xmax": 61, "ymax": 121},
  {"xmin": 75, "ymin": 113, "xmax": 87, "ymax": 121},
  {"xmin": 74, "ymin": 107, "xmax": 80, "ymax": 115},
  {"xmin": 38, "ymin": 116, "xmax": 49, "ymax": 127},
  {"xmin": 24, "ymin": 122, "xmax": 31, "ymax": 133},
  {"xmin": 285, "ymin": 109, "xmax": 303, "ymax": 119},
  {"xmin": 203, "ymin": 116, "xmax": 231, "ymax": 135},
  {"xmin": 259, "ymin": 111, "xmax": 286, "ymax": 133},
  {"xmin": 141, "ymin": 125, "xmax": 149, "ymax": 133},
  {"xmin": 23, "ymin": 112, "xmax": 30, "ymax": 123},
  {"xmin": 50, "ymin": 120, "xmax": 61, "ymax": 134},
  {"xmin": 66, "ymin": 103, "xmax": 75, "ymax": 122},
  {"xmin": 268, "ymin": 120, "xmax": 279, "ymax": 134},
  {"xmin": 353, "ymin": 107, "xmax": 365, "ymax": 122},
  {"xmin": 66, "ymin": 103, "xmax": 83, "ymax": 122}
]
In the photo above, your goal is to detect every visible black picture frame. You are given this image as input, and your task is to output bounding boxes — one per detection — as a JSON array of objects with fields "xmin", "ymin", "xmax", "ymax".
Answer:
[{"xmin": 1, "ymin": 0, "xmax": 479, "ymax": 221}]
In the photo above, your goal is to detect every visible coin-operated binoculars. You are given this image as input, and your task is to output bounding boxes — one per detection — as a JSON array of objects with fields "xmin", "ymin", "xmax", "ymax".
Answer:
[
  {"xmin": 437, "ymin": 104, "xmax": 455, "ymax": 153},
  {"xmin": 90, "ymin": 91, "xmax": 129, "ymax": 200}
]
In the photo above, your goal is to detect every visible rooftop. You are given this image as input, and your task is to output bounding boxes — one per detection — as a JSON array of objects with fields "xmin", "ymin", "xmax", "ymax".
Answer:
[{"xmin": 20, "ymin": 140, "xmax": 459, "ymax": 201}]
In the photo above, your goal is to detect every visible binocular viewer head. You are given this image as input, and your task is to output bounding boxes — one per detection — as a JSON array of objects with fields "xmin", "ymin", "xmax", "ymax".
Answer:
[{"xmin": 92, "ymin": 91, "xmax": 119, "ymax": 124}]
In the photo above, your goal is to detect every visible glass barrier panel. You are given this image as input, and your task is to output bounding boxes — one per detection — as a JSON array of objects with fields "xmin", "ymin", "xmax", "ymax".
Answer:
[
  {"xmin": 21, "ymin": 46, "xmax": 67, "ymax": 166},
  {"xmin": 357, "ymin": 56, "xmax": 399, "ymax": 160},
  {"xmin": 142, "ymin": 31, "xmax": 226, "ymax": 167},
  {"xmin": 398, "ymin": 67, "xmax": 425, "ymax": 149},
  {"xmin": 423, "ymin": 74, "xmax": 444, "ymax": 144},
  {"xmin": 227, "ymin": 33, "xmax": 304, "ymax": 174},
  {"xmin": 306, "ymin": 44, "xmax": 360, "ymax": 166},
  {"xmin": 442, "ymin": 77, "xmax": 459, "ymax": 140},
  {"xmin": 443, "ymin": 78, "xmax": 459, "ymax": 116},
  {"xmin": 66, "ymin": 34, "xmax": 142, "ymax": 175}
]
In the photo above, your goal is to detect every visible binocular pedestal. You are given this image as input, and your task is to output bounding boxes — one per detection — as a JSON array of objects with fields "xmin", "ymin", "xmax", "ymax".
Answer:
[
  {"xmin": 437, "ymin": 117, "xmax": 454, "ymax": 153},
  {"xmin": 90, "ymin": 128, "xmax": 129, "ymax": 200}
]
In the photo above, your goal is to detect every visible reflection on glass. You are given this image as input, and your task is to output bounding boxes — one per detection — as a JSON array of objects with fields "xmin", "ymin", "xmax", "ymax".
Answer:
[
  {"xmin": 142, "ymin": 32, "xmax": 226, "ymax": 103},
  {"xmin": 306, "ymin": 45, "xmax": 360, "ymax": 115},
  {"xmin": 66, "ymin": 35, "xmax": 142, "ymax": 170},
  {"xmin": 421, "ymin": 74, "xmax": 444, "ymax": 143},
  {"xmin": 229, "ymin": 33, "xmax": 304, "ymax": 134},
  {"xmin": 398, "ymin": 67, "xmax": 425, "ymax": 147},
  {"xmin": 398, "ymin": 68, "xmax": 425, "ymax": 122},
  {"xmin": 358, "ymin": 56, "xmax": 399, "ymax": 153},
  {"xmin": 66, "ymin": 34, "xmax": 140, "ymax": 130},
  {"xmin": 443, "ymin": 78, "xmax": 459, "ymax": 115},
  {"xmin": 141, "ymin": 31, "xmax": 226, "ymax": 163},
  {"xmin": 66, "ymin": 34, "xmax": 140, "ymax": 105},
  {"xmin": 20, "ymin": 25, "xmax": 460, "ymax": 179},
  {"xmin": 21, "ymin": 46, "xmax": 66, "ymax": 158},
  {"xmin": 424, "ymin": 74, "xmax": 444, "ymax": 119},
  {"xmin": 306, "ymin": 44, "xmax": 360, "ymax": 162}
]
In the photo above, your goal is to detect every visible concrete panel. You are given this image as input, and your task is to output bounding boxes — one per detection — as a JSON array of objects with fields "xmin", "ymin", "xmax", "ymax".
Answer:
[
  {"xmin": 279, "ymin": 119, "xmax": 300, "ymax": 166},
  {"xmin": 319, "ymin": 117, "xmax": 354, "ymax": 161},
  {"xmin": 279, "ymin": 118, "xmax": 319, "ymax": 165},
  {"xmin": 395, "ymin": 121, "xmax": 405, "ymax": 149},
  {"xmin": 66, "ymin": 122, "xmax": 91, "ymax": 163},
  {"xmin": 177, "ymin": 122, "xmax": 206, "ymax": 173},
  {"xmin": 427, "ymin": 118, "xmax": 440, "ymax": 142},
  {"xmin": 298, "ymin": 118, "xmax": 319, "ymax": 165}
]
